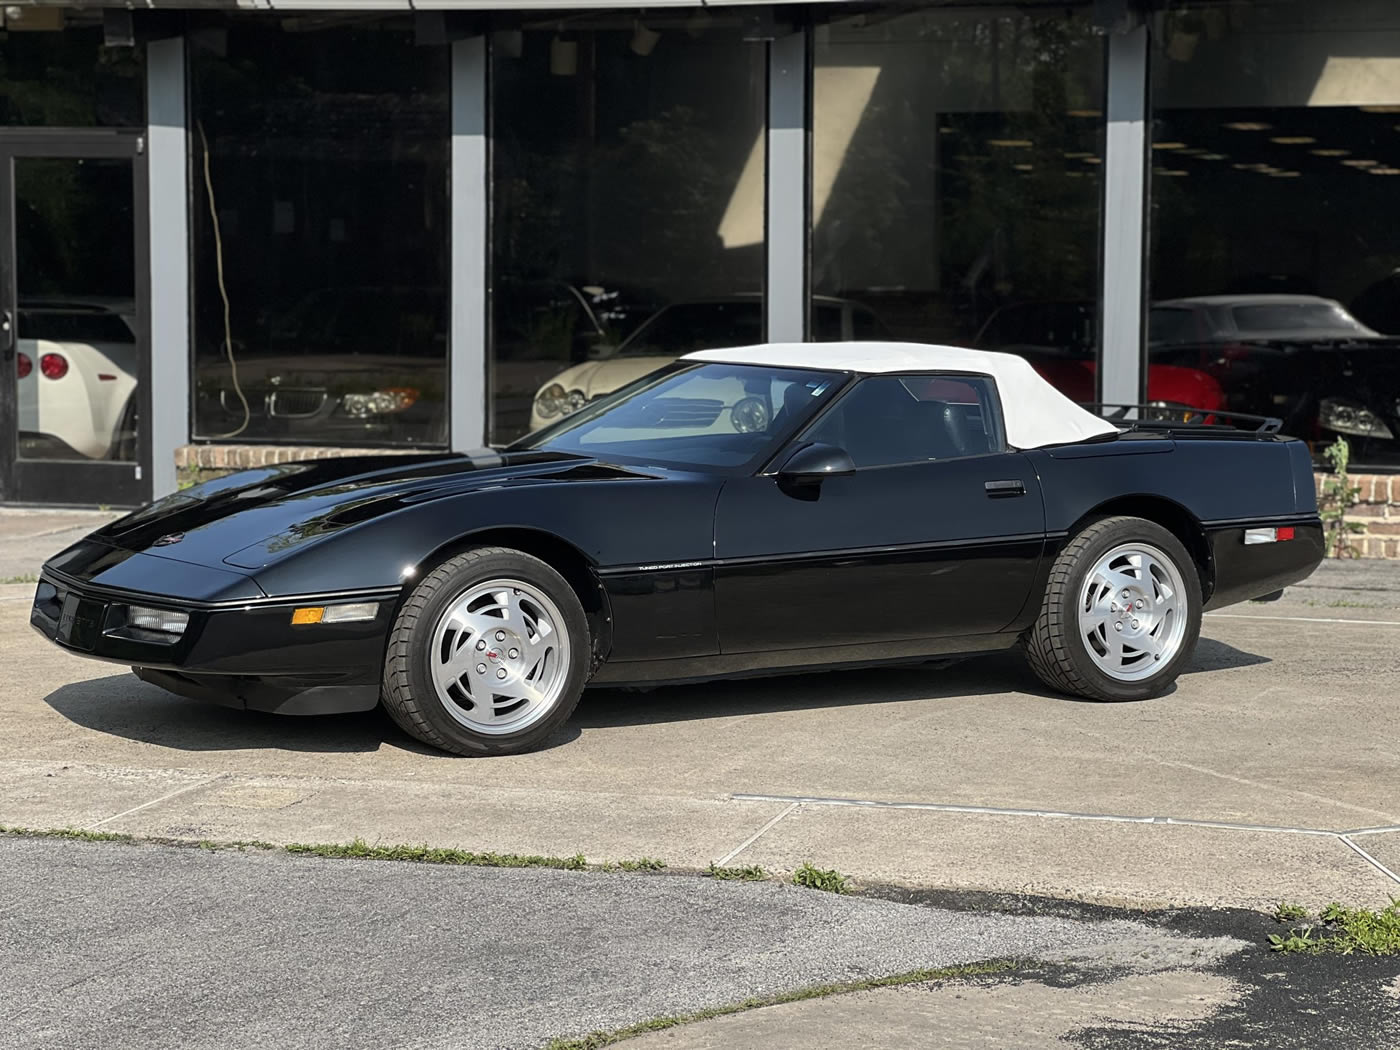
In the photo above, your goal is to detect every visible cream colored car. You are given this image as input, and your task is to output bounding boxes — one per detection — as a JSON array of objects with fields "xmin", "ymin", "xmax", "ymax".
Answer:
[{"xmin": 528, "ymin": 295, "xmax": 887, "ymax": 432}]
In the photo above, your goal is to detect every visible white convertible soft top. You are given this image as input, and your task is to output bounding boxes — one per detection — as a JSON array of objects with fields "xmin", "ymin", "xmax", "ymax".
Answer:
[{"xmin": 682, "ymin": 341, "xmax": 1119, "ymax": 450}]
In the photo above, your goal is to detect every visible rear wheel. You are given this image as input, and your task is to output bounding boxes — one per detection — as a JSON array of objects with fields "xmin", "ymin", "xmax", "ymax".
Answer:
[
  {"xmin": 1023, "ymin": 516, "xmax": 1202, "ymax": 702},
  {"xmin": 382, "ymin": 547, "xmax": 590, "ymax": 755}
]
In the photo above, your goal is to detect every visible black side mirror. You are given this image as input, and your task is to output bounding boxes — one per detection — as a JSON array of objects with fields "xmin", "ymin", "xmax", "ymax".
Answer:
[{"xmin": 777, "ymin": 442, "xmax": 856, "ymax": 483}]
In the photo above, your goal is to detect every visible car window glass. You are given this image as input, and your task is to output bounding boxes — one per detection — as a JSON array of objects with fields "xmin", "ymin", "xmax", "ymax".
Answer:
[
  {"xmin": 1146, "ymin": 307, "xmax": 1201, "ymax": 346},
  {"xmin": 18, "ymin": 308, "xmax": 133, "ymax": 343},
  {"xmin": 519, "ymin": 363, "xmax": 842, "ymax": 470},
  {"xmin": 1230, "ymin": 302, "xmax": 1366, "ymax": 333},
  {"xmin": 802, "ymin": 374, "xmax": 1000, "ymax": 468}
]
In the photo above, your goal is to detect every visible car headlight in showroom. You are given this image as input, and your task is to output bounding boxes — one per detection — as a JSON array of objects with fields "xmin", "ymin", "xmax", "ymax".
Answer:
[
  {"xmin": 534, "ymin": 383, "xmax": 587, "ymax": 419},
  {"xmin": 340, "ymin": 387, "xmax": 419, "ymax": 419},
  {"xmin": 1319, "ymin": 397, "xmax": 1394, "ymax": 439}
]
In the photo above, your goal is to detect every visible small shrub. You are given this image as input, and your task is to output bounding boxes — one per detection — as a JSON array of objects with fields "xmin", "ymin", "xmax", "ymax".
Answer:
[{"xmin": 792, "ymin": 862, "xmax": 850, "ymax": 894}]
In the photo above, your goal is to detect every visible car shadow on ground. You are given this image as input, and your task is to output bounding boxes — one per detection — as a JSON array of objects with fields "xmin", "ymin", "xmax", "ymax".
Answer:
[
  {"xmin": 43, "ymin": 639, "xmax": 1265, "ymax": 752},
  {"xmin": 573, "ymin": 637, "xmax": 1270, "ymax": 728},
  {"xmin": 42, "ymin": 674, "xmax": 581, "ymax": 755}
]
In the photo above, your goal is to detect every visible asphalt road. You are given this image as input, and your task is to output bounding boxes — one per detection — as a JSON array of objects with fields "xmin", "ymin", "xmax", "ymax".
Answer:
[{"xmin": 0, "ymin": 838, "xmax": 1242, "ymax": 1050}]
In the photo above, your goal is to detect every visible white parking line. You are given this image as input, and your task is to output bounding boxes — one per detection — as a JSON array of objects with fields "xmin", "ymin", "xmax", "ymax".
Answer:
[{"xmin": 1208, "ymin": 613, "xmax": 1400, "ymax": 627}]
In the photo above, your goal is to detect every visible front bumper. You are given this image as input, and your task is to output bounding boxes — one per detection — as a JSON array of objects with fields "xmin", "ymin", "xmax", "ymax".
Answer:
[{"xmin": 31, "ymin": 570, "xmax": 397, "ymax": 715}]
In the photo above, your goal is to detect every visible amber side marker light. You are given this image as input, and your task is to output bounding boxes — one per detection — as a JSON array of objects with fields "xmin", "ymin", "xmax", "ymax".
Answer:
[{"xmin": 290, "ymin": 603, "xmax": 380, "ymax": 625}]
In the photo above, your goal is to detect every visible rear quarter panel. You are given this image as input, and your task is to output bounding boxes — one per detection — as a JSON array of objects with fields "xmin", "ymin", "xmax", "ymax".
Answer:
[{"xmin": 1028, "ymin": 436, "xmax": 1305, "ymax": 531}]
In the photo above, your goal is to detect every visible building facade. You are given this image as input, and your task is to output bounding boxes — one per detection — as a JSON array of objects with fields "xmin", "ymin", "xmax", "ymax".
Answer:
[{"xmin": 3, "ymin": 0, "xmax": 1400, "ymax": 514}]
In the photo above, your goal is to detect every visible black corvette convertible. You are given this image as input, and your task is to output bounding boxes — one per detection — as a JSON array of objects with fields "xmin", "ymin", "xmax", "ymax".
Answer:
[{"xmin": 33, "ymin": 343, "xmax": 1324, "ymax": 756}]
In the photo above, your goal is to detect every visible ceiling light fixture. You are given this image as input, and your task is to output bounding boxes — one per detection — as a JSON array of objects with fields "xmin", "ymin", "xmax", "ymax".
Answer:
[
  {"xmin": 1310, "ymin": 148, "xmax": 1350, "ymax": 156},
  {"xmin": 987, "ymin": 139, "xmax": 1033, "ymax": 148},
  {"xmin": 1199, "ymin": 153, "xmax": 1228, "ymax": 160},
  {"xmin": 1270, "ymin": 136, "xmax": 1316, "ymax": 144},
  {"xmin": 1152, "ymin": 141, "xmax": 1188, "ymax": 150},
  {"xmin": 1066, "ymin": 109, "xmax": 1102, "ymax": 118},
  {"xmin": 1360, "ymin": 105, "xmax": 1400, "ymax": 113},
  {"xmin": 1269, "ymin": 171, "xmax": 1302, "ymax": 177},
  {"xmin": 1343, "ymin": 158, "xmax": 1380, "ymax": 167},
  {"xmin": 1223, "ymin": 121, "xmax": 1272, "ymax": 131},
  {"xmin": 1368, "ymin": 167, "xmax": 1400, "ymax": 174}
]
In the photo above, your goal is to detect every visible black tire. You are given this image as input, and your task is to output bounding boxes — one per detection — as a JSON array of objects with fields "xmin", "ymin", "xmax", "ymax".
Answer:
[
  {"xmin": 382, "ymin": 546, "xmax": 590, "ymax": 756},
  {"xmin": 1023, "ymin": 516, "xmax": 1203, "ymax": 702}
]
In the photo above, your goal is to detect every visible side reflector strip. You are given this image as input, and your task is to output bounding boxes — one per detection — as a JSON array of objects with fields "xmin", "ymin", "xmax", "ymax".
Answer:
[{"xmin": 1244, "ymin": 527, "xmax": 1296, "ymax": 545}]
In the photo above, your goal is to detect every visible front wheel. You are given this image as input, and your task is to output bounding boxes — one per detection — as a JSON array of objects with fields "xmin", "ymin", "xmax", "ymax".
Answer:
[
  {"xmin": 1023, "ymin": 516, "xmax": 1202, "ymax": 702},
  {"xmin": 382, "ymin": 546, "xmax": 590, "ymax": 755}
]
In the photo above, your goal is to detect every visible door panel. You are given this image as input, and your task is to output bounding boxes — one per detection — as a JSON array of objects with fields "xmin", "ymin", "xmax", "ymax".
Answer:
[
  {"xmin": 714, "ymin": 453, "xmax": 1045, "ymax": 653},
  {"xmin": 0, "ymin": 135, "xmax": 148, "ymax": 506}
]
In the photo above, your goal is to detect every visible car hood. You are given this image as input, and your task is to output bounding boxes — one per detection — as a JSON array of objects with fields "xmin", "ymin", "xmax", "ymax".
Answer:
[
  {"xmin": 543, "ymin": 356, "xmax": 676, "ymax": 400},
  {"xmin": 86, "ymin": 450, "xmax": 653, "ymax": 571}
]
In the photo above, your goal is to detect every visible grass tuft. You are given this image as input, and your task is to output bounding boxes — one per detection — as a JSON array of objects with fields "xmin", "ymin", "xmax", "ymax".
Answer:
[
  {"xmin": 707, "ymin": 861, "xmax": 768, "ymax": 881},
  {"xmin": 284, "ymin": 838, "xmax": 590, "ymax": 869},
  {"xmin": 792, "ymin": 862, "xmax": 851, "ymax": 894},
  {"xmin": 1274, "ymin": 901, "xmax": 1309, "ymax": 923},
  {"xmin": 0, "ymin": 824, "xmax": 134, "ymax": 843},
  {"xmin": 0, "ymin": 573, "xmax": 37, "ymax": 585},
  {"xmin": 1268, "ymin": 898, "xmax": 1400, "ymax": 955},
  {"xmin": 542, "ymin": 959, "xmax": 1017, "ymax": 1050}
]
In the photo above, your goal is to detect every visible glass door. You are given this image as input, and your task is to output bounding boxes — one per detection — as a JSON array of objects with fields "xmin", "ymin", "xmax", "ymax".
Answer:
[{"xmin": 0, "ymin": 133, "xmax": 148, "ymax": 506}]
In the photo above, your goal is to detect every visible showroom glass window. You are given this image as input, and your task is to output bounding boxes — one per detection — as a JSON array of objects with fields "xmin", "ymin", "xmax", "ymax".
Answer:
[
  {"xmin": 0, "ymin": 11, "xmax": 144, "ymax": 127},
  {"xmin": 1149, "ymin": 0, "xmax": 1400, "ymax": 469},
  {"xmin": 810, "ymin": 6, "xmax": 1105, "ymax": 403},
  {"xmin": 490, "ymin": 16, "xmax": 766, "ymax": 443},
  {"xmin": 189, "ymin": 18, "xmax": 449, "ymax": 446}
]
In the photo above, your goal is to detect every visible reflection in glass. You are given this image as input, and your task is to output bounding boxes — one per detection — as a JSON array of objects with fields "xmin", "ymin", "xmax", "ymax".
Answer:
[
  {"xmin": 189, "ymin": 18, "xmax": 448, "ymax": 446},
  {"xmin": 0, "ymin": 16, "xmax": 144, "ymax": 128},
  {"xmin": 13, "ymin": 158, "xmax": 138, "ymax": 462},
  {"xmin": 811, "ymin": 5, "xmax": 1106, "ymax": 405},
  {"xmin": 1149, "ymin": 0, "xmax": 1400, "ymax": 467},
  {"xmin": 491, "ymin": 19, "xmax": 766, "ymax": 443}
]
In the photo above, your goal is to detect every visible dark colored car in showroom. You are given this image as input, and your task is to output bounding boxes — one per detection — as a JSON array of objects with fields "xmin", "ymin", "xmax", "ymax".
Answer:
[
  {"xmin": 1148, "ymin": 294, "xmax": 1400, "ymax": 467},
  {"xmin": 34, "ymin": 343, "xmax": 1323, "ymax": 756}
]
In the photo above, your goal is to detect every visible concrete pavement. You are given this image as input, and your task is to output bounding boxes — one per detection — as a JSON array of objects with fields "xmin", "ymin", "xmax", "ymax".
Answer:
[{"xmin": 2, "ymin": 509, "xmax": 1399, "ymax": 910}]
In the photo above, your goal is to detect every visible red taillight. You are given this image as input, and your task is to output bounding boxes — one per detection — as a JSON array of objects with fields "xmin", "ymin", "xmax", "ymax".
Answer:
[
  {"xmin": 1277, "ymin": 526, "xmax": 1296, "ymax": 542},
  {"xmin": 17, "ymin": 352, "xmax": 32, "ymax": 379},
  {"xmin": 39, "ymin": 352, "xmax": 69, "ymax": 380}
]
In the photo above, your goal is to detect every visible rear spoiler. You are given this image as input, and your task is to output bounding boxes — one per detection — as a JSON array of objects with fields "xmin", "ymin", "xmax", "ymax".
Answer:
[{"xmin": 1083, "ymin": 403, "xmax": 1284, "ymax": 434}]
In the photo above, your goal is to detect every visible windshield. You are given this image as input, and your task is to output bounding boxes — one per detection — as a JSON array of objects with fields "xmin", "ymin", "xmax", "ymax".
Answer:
[{"xmin": 514, "ymin": 362, "xmax": 846, "ymax": 470}]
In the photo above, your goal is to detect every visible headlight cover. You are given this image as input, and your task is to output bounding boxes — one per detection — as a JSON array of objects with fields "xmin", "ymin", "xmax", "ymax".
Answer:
[
  {"xmin": 340, "ymin": 388, "xmax": 419, "ymax": 419},
  {"xmin": 126, "ymin": 605, "xmax": 190, "ymax": 637},
  {"xmin": 1319, "ymin": 397, "xmax": 1394, "ymax": 439},
  {"xmin": 535, "ymin": 384, "xmax": 587, "ymax": 419}
]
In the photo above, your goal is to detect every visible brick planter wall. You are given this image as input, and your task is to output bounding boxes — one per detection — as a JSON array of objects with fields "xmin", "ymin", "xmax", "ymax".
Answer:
[{"xmin": 1329, "ymin": 473, "xmax": 1400, "ymax": 559}]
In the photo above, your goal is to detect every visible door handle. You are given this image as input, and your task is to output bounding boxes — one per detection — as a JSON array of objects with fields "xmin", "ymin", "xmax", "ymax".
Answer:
[
  {"xmin": 0, "ymin": 309, "xmax": 12, "ymax": 357},
  {"xmin": 984, "ymin": 479, "xmax": 1025, "ymax": 497}
]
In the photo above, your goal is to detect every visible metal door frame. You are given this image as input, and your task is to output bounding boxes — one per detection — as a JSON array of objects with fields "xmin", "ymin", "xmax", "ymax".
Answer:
[{"xmin": 0, "ymin": 128, "xmax": 151, "ymax": 507}]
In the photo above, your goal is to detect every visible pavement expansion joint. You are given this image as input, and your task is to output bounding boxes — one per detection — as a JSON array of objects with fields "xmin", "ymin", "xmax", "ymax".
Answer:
[
  {"xmin": 86, "ymin": 774, "xmax": 226, "ymax": 830},
  {"xmin": 729, "ymin": 792, "xmax": 1400, "ymax": 886},
  {"xmin": 713, "ymin": 801, "xmax": 801, "ymax": 866}
]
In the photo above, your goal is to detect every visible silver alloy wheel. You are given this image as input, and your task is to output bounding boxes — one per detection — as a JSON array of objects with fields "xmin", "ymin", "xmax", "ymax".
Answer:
[
  {"xmin": 1077, "ymin": 542, "xmax": 1188, "ymax": 682},
  {"xmin": 430, "ymin": 577, "xmax": 572, "ymax": 735}
]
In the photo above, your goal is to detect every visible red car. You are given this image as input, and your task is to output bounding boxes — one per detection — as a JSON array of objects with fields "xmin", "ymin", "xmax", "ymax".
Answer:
[{"xmin": 975, "ymin": 301, "xmax": 1227, "ymax": 412}]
